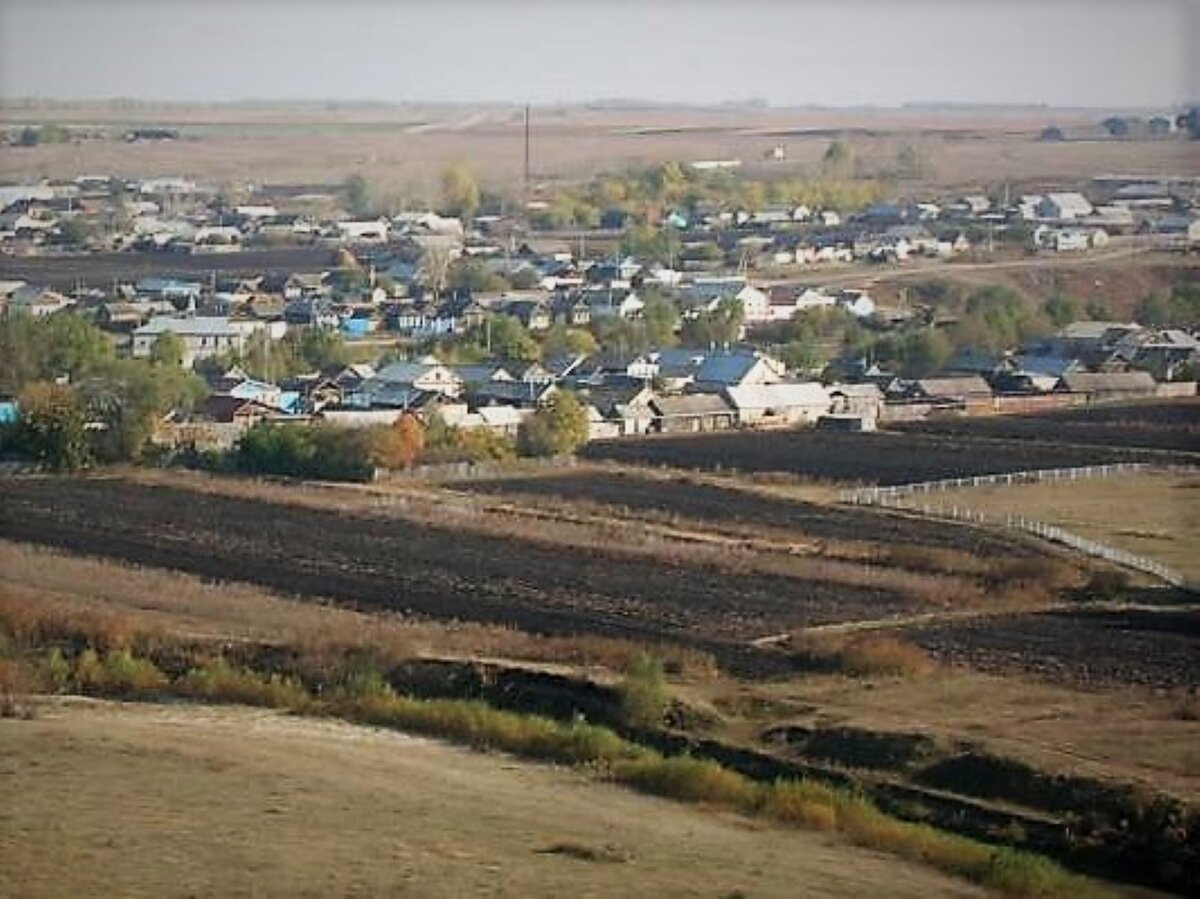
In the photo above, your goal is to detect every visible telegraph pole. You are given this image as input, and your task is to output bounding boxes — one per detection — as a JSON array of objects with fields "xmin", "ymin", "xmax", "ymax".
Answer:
[{"xmin": 523, "ymin": 105, "xmax": 531, "ymax": 193}]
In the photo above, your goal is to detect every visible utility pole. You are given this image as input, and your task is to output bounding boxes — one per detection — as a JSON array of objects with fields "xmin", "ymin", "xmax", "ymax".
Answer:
[{"xmin": 523, "ymin": 105, "xmax": 532, "ymax": 194}]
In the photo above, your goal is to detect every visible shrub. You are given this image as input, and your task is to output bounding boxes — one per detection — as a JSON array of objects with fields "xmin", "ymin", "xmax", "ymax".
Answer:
[
  {"xmin": 758, "ymin": 779, "xmax": 839, "ymax": 831},
  {"xmin": 100, "ymin": 649, "xmax": 168, "ymax": 693},
  {"xmin": 790, "ymin": 633, "xmax": 934, "ymax": 678},
  {"xmin": 0, "ymin": 658, "xmax": 40, "ymax": 718},
  {"xmin": 620, "ymin": 652, "xmax": 668, "ymax": 727},
  {"xmin": 611, "ymin": 755, "xmax": 757, "ymax": 807},
  {"xmin": 180, "ymin": 659, "xmax": 308, "ymax": 709},
  {"xmin": 43, "ymin": 648, "xmax": 70, "ymax": 693}
]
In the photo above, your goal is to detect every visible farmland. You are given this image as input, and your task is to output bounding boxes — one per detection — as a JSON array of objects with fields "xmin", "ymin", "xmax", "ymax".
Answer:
[
  {"xmin": 5, "ymin": 101, "xmax": 1198, "ymax": 192},
  {"xmin": 892, "ymin": 399, "xmax": 1200, "ymax": 455},
  {"xmin": 581, "ymin": 429, "xmax": 1171, "ymax": 485},
  {"xmin": 464, "ymin": 467, "xmax": 1043, "ymax": 558},
  {"xmin": 0, "ymin": 476, "xmax": 943, "ymax": 674}
]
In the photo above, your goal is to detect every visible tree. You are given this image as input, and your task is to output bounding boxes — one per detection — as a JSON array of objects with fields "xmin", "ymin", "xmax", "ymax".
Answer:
[
  {"xmin": 419, "ymin": 245, "xmax": 453, "ymax": 302},
  {"xmin": 642, "ymin": 293, "xmax": 681, "ymax": 347},
  {"xmin": 779, "ymin": 333, "xmax": 824, "ymax": 374},
  {"xmin": 0, "ymin": 312, "xmax": 113, "ymax": 394},
  {"xmin": 14, "ymin": 382, "xmax": 90, "ymax": 471},
  {"xmin": 440, "ymin": 163, "xmax": 480, "ymax": 221},
  {"xmin": 342, "ymin": 174, "xmax": 371, "ymax": 218},
  {"xmin": 896, "ymin": 328, "xmax": 953, "ymax": 378},
  {"xmin": 58, "ymin": 217, "xmax": 94, "ymax": 248},
  {"xmin": 369, "ymin": 415, "xmax": 425, "ymax": 470},
  {"xmin": 517, "ymin": 391, "xmax": 589, "ymax": 457},
  {"xmin": 1134, "ymin": 293, "xmax": 1170, "ymax": 327},
  {"xmin": 1045, "ymin": 294, "xmax": 1081, "ymax": 327},
  {"xmin": 540, "ymin": 325, "xmax": 598, "ymax": 358},
  {"xmin": 475, "ymin": 315, "xmax": 539, "ymax": 362},
  {"xmin": 82, "ymin": 358, "xmax": 206, "ymax": 462},
  {"xmin": 822, "ymin": 141, "xmax": 854, "ymax": 178},
  {"xmin": 680, "ymin": 299, "xmax": 744, "ymax": 347},
  {"xmin": 149, "ymin": 331, "xmax": 185, "ymax": 367}
]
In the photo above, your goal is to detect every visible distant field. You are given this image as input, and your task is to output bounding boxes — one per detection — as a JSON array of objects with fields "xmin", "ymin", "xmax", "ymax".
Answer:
[
  {"xmin": 893, "ymin": 399, "xmax": 1200, "ymax": 454},
  {"xmin": 3, "ymin": 102, "xmax": 1197, "ymax": 192},
  {"xmin": 921, "ymin": 470, "xmax": 1200, "ymax": 582},
  {"xmin": 581, "ymin": 429, "xmax": 1168, "ymax": 485},
  {"xmin": 1, "ymin": 700, "xmax": 982, "ymax": 899}
]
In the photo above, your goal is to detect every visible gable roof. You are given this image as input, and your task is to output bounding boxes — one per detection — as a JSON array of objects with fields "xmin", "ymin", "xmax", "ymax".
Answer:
[
  {"xmin": 694, "ymin": 352, "xmax": 780, "ymax": 386},
  {"xmin": 913, "ymin": 376, "xmax": 993, "ymax": 399},
  {"xmin": 1060, "ymin": 371, "xmax": 1157, "ymax": 392},
  {"xmin": 724, "ymin": 382, "xmax": 831, "ymax": 411},
  {"xmin": 650, "ymin": 393, "xmax": 734, "ymax": 417}
]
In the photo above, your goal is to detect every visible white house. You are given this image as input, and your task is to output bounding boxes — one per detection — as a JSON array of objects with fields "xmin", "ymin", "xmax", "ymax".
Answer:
[
  {"xmin": 723, "ymin": 382, "xmax": 831, "ymax": 427},
  {"xmin": 132, "ymin": 316, "xmax": 269, "ymax": 366},
  {"xmin": 1037, "ymin": 192, "xmax": 1094, "ymax": 221},
  {"xmin": 836, "ymin": 289, "xmax": 876, "ymax": 318},
  {"xmin": 336, "ymin": 219, "xmax": 390, "ymax": 242}
]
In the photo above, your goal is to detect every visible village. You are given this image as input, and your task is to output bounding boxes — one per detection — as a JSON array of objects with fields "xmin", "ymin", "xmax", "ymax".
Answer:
[{"xmin": 1, "ymin": 158, "xmax": 1198, "ymax": 461}]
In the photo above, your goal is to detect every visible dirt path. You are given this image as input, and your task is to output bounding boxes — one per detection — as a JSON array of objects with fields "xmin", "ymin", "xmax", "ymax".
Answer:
[{"xmin": 0, "ymin": 699, "xmax": 984, "ymax": 899}]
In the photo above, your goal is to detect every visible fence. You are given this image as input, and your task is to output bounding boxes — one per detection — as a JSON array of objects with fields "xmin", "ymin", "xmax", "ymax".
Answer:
[{"xmin": 841, "ymin": 463, "xmax": 1192, "ymax": 591}]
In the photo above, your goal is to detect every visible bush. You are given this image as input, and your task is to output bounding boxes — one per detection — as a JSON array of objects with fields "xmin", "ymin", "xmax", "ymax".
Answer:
[
  {"xmin": 620, "ymin": 652, "xmax": 668, "ymax": 727},
  {"xmin": 791, "ymin": 633, "xmax": 934, "ymax": 678},
  {"xmin": 758, "ymin": 779, "xmax": 839, "ymax": 831},
  {"xmin": 180, "ymin": 659, "xmax": 309, "ymax": 709},
  {"xmin": 71, "ymin": 648, "xmax": 167, "ymax": 695},
  {"xmin": 0, "ymin": 658, "xmax": 40, "ymax": 718},
  {"xmin": 611, "ymin": 754, "xmax": 757, "ymax": 807}
]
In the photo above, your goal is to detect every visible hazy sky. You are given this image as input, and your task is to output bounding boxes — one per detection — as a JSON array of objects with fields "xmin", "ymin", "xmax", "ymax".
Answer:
[{"xmin": 1, "ymin": 0, "xmax": 1196, "ymax": 108}]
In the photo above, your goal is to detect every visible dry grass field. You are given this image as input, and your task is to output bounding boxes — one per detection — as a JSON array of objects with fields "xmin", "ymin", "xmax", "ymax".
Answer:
[
  {"xmin": 0, "ymin": 699, "xmax": 986, "ymax": 899},
  {"xmin": 3, "ymin": 102, "xmax": 1197, "ymax": 193},
  {"xmin": 924, "ymin": 471, "xmax": 1200, "ymax": 582}
]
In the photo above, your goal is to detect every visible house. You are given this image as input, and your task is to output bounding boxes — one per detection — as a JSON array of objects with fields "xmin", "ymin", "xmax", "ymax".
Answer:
[
  {"xmin": 283, "ymin": 297, "xmax": 340, "ymax": 329},
  {"xmin": 835, "ymin": 289, "xmax": 876, "ymax": 318},
  {"xmin": 374, "ymin": 359, "xmax": 464, "ymax": 398},
  {"xmin": 678, "ymin": 279, "xmax": 770, "ymax": 322},
  {"xmin": 6, "ymin": 285, "xmax": 74, "ymax": 318},
  {"xmin": 827, "ymin": 383, "xmax": 884, "ymax": 421},
  {"xmin": 135, "ymin": 277, "xmax": 204, "ymax": 306},
  {"xmin": 580, "ymin": 288, "xmax": 643, "ymax": 320},
  {"xmin": 196, "ymin": 394, "xmax": 277, "ymax": 427},
  {"xmin": 908, "ymin": 376, "xmax": 994, "ymax": 405},
  {"xmin": 998, "ymin": 355, "xmax": 1083, "ymax": 393},
  {"xmin": 336, "ymin": 219, "xmax": 390, "ymax": 243},
  {"xmin": 694, "ymin": 351, "xmax": 786, "ymax": 390},
  {"xmin": 504, "ymin": 298, "xmax": 552, "ymax": 331},
  {"xmin": 448, "ymin": 363, "xmax": 515, "ymax": 387},
  {"xmin": 649, "ymin": 393, "xmax": 736, "ymax": 434},
  {"xmin": 549, "ymin": 292, "xmax": 591, "ymax": 326},
  {"xmin": 1037, "ymin": 193, "xmax": 1094, "ymax": 221},
  {"xmin": 132, "ymin": 316, "xmax": 262, "ymax": 366},
  {"xmin": 1058, "ymin": 371, "xmax": 1158, "ymax": 402},
  {"xmin": 470, "ymin": 380, "xmax": 558, "ymax": 409},
  {"xmin": 581, "ymin": 383, "xmax": 656, "ymax": 436},
  {"xmin": 1130, "ymin": 330, "xmax": 1200, "ymax": 381},
  {"xmin": 723, "ymin": 382, "xmax": 831, "ymax": 427},
  {"xmin": 653, "ymin": 348, "xmax": 708, "ymax": 391}
]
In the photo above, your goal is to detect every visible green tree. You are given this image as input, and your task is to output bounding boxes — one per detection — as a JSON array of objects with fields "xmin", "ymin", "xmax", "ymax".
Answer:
[
  {"xmin": 0, "ymin": 313, "xmax": 113, "ymax": 393},
  {"xmin": 1045, "ymin": 294, "xmax": 1081, "ymax": 327},
  {"xmin": 540, "ymin": 325, "xmax": 598, "ymax": 358},
  {"xmin": 642, "ymin": 292, "xmax": 680, "ymax": 347},
  {"xmin": 58, "ymin": 217, "xmax": 94, "ymax": 248},
  {"xmin": 475, "ymin": 315, "xmax": 539, "ymax": 362},
  {"xmin": 896, "ymin": 328, "xmax": 953, "ymax": 377},
  {"xmin": 440, "ymin": 163, "xmax": 480, "ymax": 221},
  {"xmin": 780, "ymin": 332, "xmax": 824, "ymax": 374},
  {"xmin": 149, "ymin": 331, "xmax": 185, "ymax": 367},
  {"xmin": 83, "ymin": 358, "xmax": 206, "ymax": 462},
  {"xmin": 822, "ymin": 141, "xmax": 854, "ymax": 178},
  {"xmin": 342, "ymin": 174, "xmax": 371, "ymax": 218},
  {"xmin": 14, "ymin": 382, "xmax": 91, "ymax": 471},
  {"xmin": 680, "ymin": 299, "xmax": 744, "ymax": 347},
  {"xmin": 517, "ymin": 391, "xmax": 589, "ymax": 457}
]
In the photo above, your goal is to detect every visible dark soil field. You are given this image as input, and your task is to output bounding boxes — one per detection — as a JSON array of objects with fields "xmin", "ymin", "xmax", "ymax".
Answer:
[
  {"xmin": 581, "ymin": 430, "xmax": 1162, "ymax": 486},
  {"xmin": 911, "ymin": 608, "xmax": 1200, "ymax": 689},
  {"xmin": 0, "ymin": 477, "xmax": 924, "ymax": 674},
  {"xmin": 464, "ymin": 470, "xmax": 1038, "ymax": 557},
  {"xmin": 891, "ymin": 399, "xmax": 1200, "ymax": 455},
  {"xmin": 0, "ymin": 247, "xmax": 340, "ymax": 290}
]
